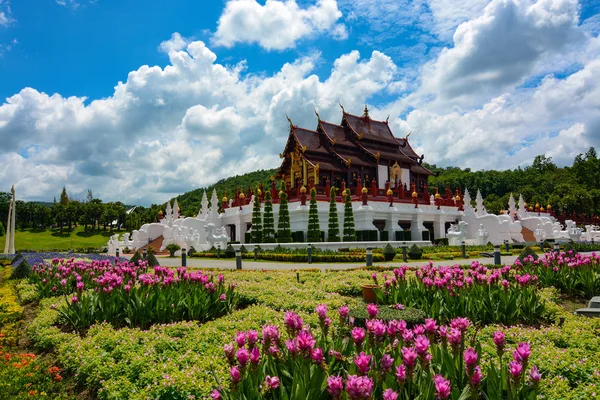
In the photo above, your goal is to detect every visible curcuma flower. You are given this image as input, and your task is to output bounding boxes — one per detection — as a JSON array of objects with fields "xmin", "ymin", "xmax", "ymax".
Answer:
[
  {"xmin": 354, "ymin": 352, "xmax": 372, "ymax": 375},
  {"xmin": 264, "ymin": 375, "xmax": 280, "ymax": 390},
  {"xmin": 380, "ymin": 353, "xmax": 394, "ymax": 372},
  {"xmin": 509, "ymin": 361, "xmax": 523, "ymax": 381},
  {"xmin": 345, "ymin": 375, "xmax": 374, "ymax": 400},
  {"xmin": 382, "ymin": 388, "xmax": 399, "ymax": 400},
  {"xmin": 433, "ymin": 374, "xmax": 451, "ymax": 399},
  {"xmin": 230, "ymin": 366, "xmax": 241, "ymax": 384},
  {"xmin": 529, "ymin": 365, "xmax": 542, "ymax": 385},
  {"xmin": 366, "ymin": 303, "xmax": 379, "ymax": 318},
  {"xmin": 513, "ymin": 342, "xmax": 531, "ymax": 363},
  {"xmin": 351, "ymin": 327, "xmax": 366, "ymax": 346},
  {"xmin": 463, "ymin": 347, "xmax": 478, "ymax": 369},
  {"xmin": 327, "ymin": 375, "xmax": 344, "ymax": 398}
]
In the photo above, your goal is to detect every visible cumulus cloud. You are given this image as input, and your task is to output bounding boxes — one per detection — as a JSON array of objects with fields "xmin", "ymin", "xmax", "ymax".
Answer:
[
  {"xmin": 213, "ymin": 0, "xmax": 347, "ymax": 50},
  {"xmin": 158, "ymin": 32, "xmax": 191, "ymax": 53},
  {"xmin": 421, "ymin": 0, "xmax": 583, "ymax": 105},
  {"xmin": 0, "ymin": 41, "xmax": 397, "ymax": 204}
]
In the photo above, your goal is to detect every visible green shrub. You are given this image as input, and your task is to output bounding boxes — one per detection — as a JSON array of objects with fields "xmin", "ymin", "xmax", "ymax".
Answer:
[
  {"xmin": 518, "ymin": 246, "xmax": 538, "ymax": 263},
  {"xmin": 407, "ymin": 244, "xmax": 423, "ymax": 260},
  {"xmin": 10, "ymin": 259, "xmax": 31, "ymax": 279},
  {"xmin": 383, "ymin": 244, "xmax": 396, "ymax": 261},
  {"xmin": 0, "ymin": 221, "xmax": 4, "ymax": 236},
  {"xmin": 129, "ymin": 251, "xmax": 142, "ymax": 265},
  {"xmin": 146, "ymin": 247, "xmax": 160, "ymax": 267},
  {"xmin": 225, "ymin": 244, "xmax": 236, "ymax": 258},
  {"xmin": 349, "ymin": 305, "xmax": 426, "ymax": 327},
  {"xmin": 433, "ymin": 238, "xmax": 449, "ymax": 245},
  {"xmin": 240, "ymin": 245, "xmax": 248, "ymax": 254},
  {"xmin": 307, "ymin": 188, "xmax": 321, "ymax": 243},
  {"xmin": 165, "ymin": 243, "xmax": 181, "ymax": 257},
  {"xmin": 122, "ymin": 247, "xmax": 132, "ymax": 254}
]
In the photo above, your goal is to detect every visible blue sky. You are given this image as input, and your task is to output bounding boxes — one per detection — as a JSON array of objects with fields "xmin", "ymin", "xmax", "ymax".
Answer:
[{"xmin": 0, "ymin": 0, "xmax": 599, "ymax": 205}]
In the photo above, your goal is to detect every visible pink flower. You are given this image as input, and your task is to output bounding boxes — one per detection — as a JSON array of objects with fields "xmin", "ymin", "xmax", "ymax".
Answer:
[
  {"xmin": 450, "ymin": 317, "xmax": 470, "ymax": 332},
  {"xmin": 448, "ymin": 328, "xmax": 462, "ymax": 348},
  {"xmin": 327, "ymin": 375, "xmax": 344, "ymax": 398},
  {"xmin": 366, "ymin": 303, "xmax": 379, "ymax": 318},
  {"xmin": 264, "ymin": 375, "xmax": 280, "ymax": 390},
  {"xmin": 236, "ymin": 348, "xmax": 250, "ymax": 366},
  {"xmin": 76, "ymin": 281, "xmax": 84, "ymax": 292},
  {"xmin": 433, "ymin": 375, "xmax": 451, "ymax": 399},
  {"xmin": 371, "ymin": 273, "xmax": 378, "ymax": 284},
  {"xmin": 311, "ymin": 347, "xmax": 325, "ymax": 364},
  {"xmin": 383, "ymin": 388, "xmax": 399, "ymax": 400},
  {"xmin": 345, "ymin": 375, "xmax": 374, "ymax": 400},
  {"xmin": 513, "ymin": 342, "xmax": 531, "ymax": 363},
  {"xmin": 351, "ymin": 327, "xmax": 366, "ymax": 346},
  {"xmin": 316, "ymin": 304, "xmax": 328, "ymax": 320},
  {"xmin": 402, "ymin": 329, "xmax": 414, "ymax": 343},
  {"xmin": 268, "ymin": 345, "xmax": 280, "ymax": 357},
  {"xmin": 414, "ymin": 335, "xmax": 430, "ymax": 356},
  {"xmin": 463, "ymin": 348, "xmax": 478, "ymax": 368},
  {"xmin": 366, "ymin": 319, "xmax": 386, "ymax": 338},
  {"xmin": 401, "ymin": 347, "xmax": 418, "ymax": 368},
  {"xmin": 285, "ymin": 339, "xmax": 298, "ymax": 355},
  {"xmin": 395, "ymin": 365, "xmax": 406, "ymax": 382},
  {"xmin": 250, "ymin": 347, "xmax": 260, "ymax": 365},
  {"xmin": 284, "ymin": 311, "xmax": 304, "ymax": 332},
  {"xmin": 470, "ymin": 366, "xmax": 483, "ymax": 386},
  {"xmin": 394, "ymin": 303, "xmax": 405, "ymax": 310},
  {"xmin": 296, "ymin": 330, "xmax": 316, "ymax": 352},
  {"xmin": 354, "ymin": 352, "xmax": 372, "ymax": 375},
  {"xmin": 262, "ymin": 325, "xmax": 280, "ymax": 345},
  {"xmin": 235, "ymin": 331, "xmax": 246, "ymax": 347},
  {"xmin": 380, "ymin": 353, "xmax": 394, "ymax": 372},
  {"xmin": 210, "ymin": 389, "xmax": 222, "ymax": 399},
  {"xmin": 339, "ymin": 305, "xmax": 350, "ymax": 319},
  {"xmin": 509, "ymin": 361, "xmax": 523, "ymax": 381},
  {"xmin": 529, "ymin": 365, "xmax": 542, "ymax": 385},
  {"xmin": 223, "ymin": 343, "xmax": 235, "ymax": 361},
  {"xmin": 493, "ymin": 331, "xmax": 505, "ymax": 353},
  {"xmin": 71, "ymin": 296, "xmax": 78, "ymax": 304},
  {"xmin": 219, "ymin": 293, "xmax": 227, "ymax": 301},
  {"xmin": 247, "ymin": 330, "xmax": 259, "ymax": 347},
  {"xmin": 230, "ymin": 366, "xmax": 241, "ymax": 384},
  {"xmin": 424, "ymin": 318, "xmax": 438, "ymax": 334}
]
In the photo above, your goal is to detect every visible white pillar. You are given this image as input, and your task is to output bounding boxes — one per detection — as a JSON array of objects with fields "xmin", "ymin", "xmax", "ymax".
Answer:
[
  {"xmin": 9, "ymin": 189, "xmax": 15, "ymax": 254},
  {"xmin": 3, "ymin": 198, "xmax": 12, "ymax": 254}
]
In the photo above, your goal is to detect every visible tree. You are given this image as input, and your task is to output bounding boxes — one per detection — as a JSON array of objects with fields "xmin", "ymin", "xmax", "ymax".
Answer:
[
  {"xmin": 307, "ymin": 188, "xmax": 321, "ymax": 242},
  {"xmin": 277, "ymin": 183, "xmax": 292, "ymax": 243},
  {"xmin": 165, "ymin": 243, "xmax": 181, "ymax": 257},
  {"xmin": 327, "ymin": 186, "xmax": 340, "ymax": 242},
  {"xmin": 0, "ymin": 221, "xmax": 4, "ymax": 237},
  {"xmin": 59, "ymin": 187, "xmax": 69, "ymax": 206},
  {"xmin": 251, "ymin": 190, "xmax": 263, "ymax": 243},
  {"xmin": 343, "ymin": 189, "xmax": 356, "ymax": 242},
  {"xmin": 262, "ymin": 190, "xmax": 276, "ymax": 243}
]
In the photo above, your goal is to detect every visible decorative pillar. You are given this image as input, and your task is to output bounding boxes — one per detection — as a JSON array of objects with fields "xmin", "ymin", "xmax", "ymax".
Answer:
[
  {"xmin": 399, "ymin": 181, "xmax": 405, "ymax": 199},
  {"xmin": 412, "ymin": 184, "xmax": 419, "ymax": 208},
  {"xmin": 435, "ymin": 188, "xmax": 441, "ymax": 210},
  {"xmin": 341, "ymin": 180, "xmax": 346, "ymax": 195},
  {"xmin": 361, "ymin": 187, "xmax": 368, "ymax": 206},
  {"xmin": 272, "ymin": 181, "xmax": 278, "ymax": 202},
  {"xmin": 325, "ymin": 178, "xmax": 331, "ymax": 195},
  {"xmin": 239, "ymin": 193, "xmax": 245, "ymax": 210},
  {"xmin": 387, "ymin": 188, "xmax": 394, "ymax": 207},
  {"xmin": 222, "ymin": 194, "xmax": 229, "ymax": 210},
  {"xmin": 300, "ymin": 186, "xmax": 307, "ymax": 206},
  {"xmin": 356, "ymin": 176, "xmax": 362, "ymax": 196},
  {"xmin": 371, "ymin": 178, "xmax": 377, "ymax": 197},
  {"xmin": 424, "ymin": 184, "xmax": 429, "ymax": 204}
]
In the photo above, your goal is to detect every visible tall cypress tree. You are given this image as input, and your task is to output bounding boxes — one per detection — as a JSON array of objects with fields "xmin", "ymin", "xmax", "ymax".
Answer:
[
  {"xmin": 277, "ymin": 183, "xmax": 292, "ymax": 243},
  {"xmin": 263, "ymin": 190, "xmax": 276, "ymax": 243},
  {"xmin": 251, "ymin": 190, "xmax": 263, "ymax": 243},
  {"xmin": 343, "ymin": 189, "xmax": 357, "ymax": 242},
  {"xmin": 307, "ymin": 188, "xmax": 321, "ymax": 242},
  {"xmin": 327, "ymin": 186, "xmax": 341, "ymax": 242}
]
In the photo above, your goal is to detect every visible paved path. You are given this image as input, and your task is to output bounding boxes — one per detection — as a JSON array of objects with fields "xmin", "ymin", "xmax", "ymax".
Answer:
[{"xmin": 153, "ymin": 254, "xmax": 525, "ymax": 270}]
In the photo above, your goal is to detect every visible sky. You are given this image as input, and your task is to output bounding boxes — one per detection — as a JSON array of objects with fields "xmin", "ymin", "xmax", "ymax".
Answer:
[{"xmin": 0, "ymin": 0, "xmax": 599, "ymax": 206}]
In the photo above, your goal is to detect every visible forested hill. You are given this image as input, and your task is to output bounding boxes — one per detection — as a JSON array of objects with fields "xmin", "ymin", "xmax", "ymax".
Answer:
[
  {"xmin": 426, "ymin": 148, "xmax": 600, "ymax": 215},
  {"xmin": 171, "ymin": 169, "xmax": 277, "ymax": 217}
]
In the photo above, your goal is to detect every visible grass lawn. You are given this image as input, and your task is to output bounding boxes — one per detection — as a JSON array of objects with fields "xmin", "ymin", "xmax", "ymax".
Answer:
[{"xmin": 0, "ymin": 226, "xmax": 125, "ymax": 251}]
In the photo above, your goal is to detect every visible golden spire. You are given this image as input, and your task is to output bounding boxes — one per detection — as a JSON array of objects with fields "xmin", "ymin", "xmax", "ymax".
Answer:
[
  {"xmin": 286, "ymin": 114, "xmax": 294, "ymax": 130},
  {"xmin": 314, "ymin": 108, "xmax": 321, "ymax": 121},
  {"xmin": 363, "ymin": 104, "xmax": 369, "ymax": 117},
  {"xmin": 339, "ymin": 103, "xmax": 345, "ymax": 113}
]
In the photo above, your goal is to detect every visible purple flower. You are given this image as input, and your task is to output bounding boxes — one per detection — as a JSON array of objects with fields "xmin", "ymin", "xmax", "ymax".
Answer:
[
  {"xmin": 236, "ymin": 348, "xmax": 250, "ymax": 366},
  {"xmin": 76, "ymin": 281, "xmax": 84, "ymax": 292},
  {"xmin": 424, "ymin": 318, "xmax": 438, "ymax": 334},
  {"xmin": 284, "ymin": 311, "xmax": 304, "ymax": 332},
  {"xmin": 219, "ymin": 293, "xmax": 227, "ymax": 301},
  {"xmin": 247, "ymin": 330, "xmax": 259, "ymax": 347},
  {"xmin": 296, "ymin": 330, "xmax": 316, "ymax": 352},
  {"xmin": 450, "ymin": 317, "xmax": 470, "ymax": 332},
  {"xmin": 383, "ymin": 388, "xmax": 399, "ymax": 400},
  {"xmin": 414, "ymin": 335, "xmax": 430, "ymax": 356},
  {"xmin": 210, "ymin": 389, "xmax": 222, "ymax": 399},
  {"xmin": 395, "ymin": 364, "xmax": 406, "ymax": 383},
  {"xmin": 380, "ymin": 353, "xmax": 394, "ymax": 372},
  {"xmin": 345, "ymin": 375, "xmax": 374, "ymax": 400},
  {"xmin": 366, "ymin": 319, "xmax": 386, "ymax": 338},
  {"xmin": 264, "ymin": 375, "xmax": 280, "ymax": 390},
  {"xmin": 71, "ymin": 296, "xmax": 78, "ymax": 304},
  {"xmin": 338, "ymin": 305, "xmax": 350, "ymax": 319},
  {"xmin": 509, "ymin": 361, "xmax": 523, "ymax": 381},
  {"xmin": 366, "ymin": 303, "xmax": 379, "ymax": 318},
  {"xmin": 354, "ymin": 352, "xmax": 372, "ymax": 375},
  {"xmin": 235, "ymin": 331, "xmax": 246, "ymax": 347},
  {"xmin": 351, "ymin": 327, "xmax": 366, "ymax": 346},
  {"xmin": 250, "ymin": 347, "xmax": 260, "ymax": 365},
  {"xmin": 230, "ymin": 366, "xmax": 241, "ymax": 384},
  {"xmin": 262, "ymin": 325, "xmax": 280, "ymax": 346},
  {"xmin": 401, "ymin": 347, "xmax": 418, "ymax": 368},
  {"xmin": 223, "ymin": 343, "xmax": 235, "ymax": 362},
  {"xmin": 471, "ymin": 366, "xmax": 483, "ymax": 386},
  {"xmin": 463, "ymin": 348, "xmax": 478, "ymax": 368},
  {"xmin": 493, "ymin": 331, "xmax": 505, "ymax": 353},
  {"xmin": 513, "ymin": 342, "xmax": 531, "ymax": 363},
  {"xmin": 285, "ymin": 339, "xmax": 298, "ymax": 355},
  {"xmin": 316, "ymin": 304, "xmax": 328, "ymax": 320},
  {"xmin": 311, "ymin": 347, "xmax": 325, "ymax": 364},
  {"xmin": 529, "ymin": 365, "xmax": 542, "ymax": 385},
  {"xmin": 448, "ymin": 328, "xmax": 462, "ymax": 348},
  {"xmin": 327, "ymin": 375, "xmax": 344, "ymax": 398},
  {"xmin": 433, "ymin": 375, "xmax": 451, "ymax": 399}
]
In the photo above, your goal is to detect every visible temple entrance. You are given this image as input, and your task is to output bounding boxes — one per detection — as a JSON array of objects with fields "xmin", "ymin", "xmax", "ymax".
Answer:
[
  {"xmin": 227, "ymin": 224, "xmax": 236, "ymax": 242},
  {"xmin": 423, "ymin": 222, "xmax": 434, "ymax": 241}
]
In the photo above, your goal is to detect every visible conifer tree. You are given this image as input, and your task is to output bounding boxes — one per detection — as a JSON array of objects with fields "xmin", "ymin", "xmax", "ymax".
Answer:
[
  {"xmin": 251, "ymin": 190, "xmax": 263, "ymax": 243},
  {"xmin": 307, "ymin": 187, "xmax": 321, "ymax": 242},
  {"xmin": 343, "ymin": 189, "xmax": 357, "ymax": 242},
  {"xmin": 262, "ymin": 190, "xmax": 276, "ymax": 243},
  {"xmin": 327, "ymin": 186, "xmax": 341, "ymax": 242},
  {"xmin": 277, "ymin": 182, "xmax": 292, "ymax": 243}
]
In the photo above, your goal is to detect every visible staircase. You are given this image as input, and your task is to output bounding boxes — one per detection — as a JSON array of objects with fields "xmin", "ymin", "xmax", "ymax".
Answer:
[
  {"xmin": 521, "ymin": 227, "xmax": 536, "ymax": 242},
  {"xmin": 141, "ymin": 236, "xmax": 169, "ymax": 255}
]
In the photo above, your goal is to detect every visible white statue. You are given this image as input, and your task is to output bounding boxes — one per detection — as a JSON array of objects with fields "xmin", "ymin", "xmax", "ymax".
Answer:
[
  {"xmin": 463, "ymin": 188, "xmax": 475, "ymax": 216},
  {"xmin": 173, "ymin": 199, "xmax": 180, "ymax": 220},
  {"xmin": 198, "ymin": 191, "xmax": 208, "ymax": 219},
  {"xmin": 508, "ymin": 193, "xmax": 516, "ymax": 215},
  {"xmin": 447, "ymin": 221, "xmax": 468, "ymax": 246},
  {"xmin": 533, "ymin": 224, "xmax": 546, "ymax": 242},
  {"xmin": 476, "ymin": 223, "xmax": 489, "ymax": 245},
  {"xmin": 475, "ymin": 190, "xmax": 485, "ymax": 216},
  {"xmin": 567, "ymin": 221, "xmax": 582, "ymax": 242},
  {"xmin": 205, "ymin": 223, "xmax": 229, "ymax": 249},
  {"xmin": 210, "ymin": 189, "xmax": 219, "ymax": 218},
  {"xmin": 3, "ymin": 185, "xmax": 15, "ymax": 254}
]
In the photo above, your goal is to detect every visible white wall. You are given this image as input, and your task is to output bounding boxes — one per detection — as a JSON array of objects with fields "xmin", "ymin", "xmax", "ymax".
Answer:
[{"xmin": 377, "ymin": 165, "xmax": 387, "ymax": 189}]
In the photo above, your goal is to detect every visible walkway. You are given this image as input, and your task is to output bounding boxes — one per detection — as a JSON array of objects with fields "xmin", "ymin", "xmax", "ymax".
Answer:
[{"xmin": 153, "ymin": 253, "xmax": 526, "ymax": 271}]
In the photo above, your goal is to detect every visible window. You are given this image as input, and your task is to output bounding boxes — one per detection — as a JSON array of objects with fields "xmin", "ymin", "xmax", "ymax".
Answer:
[
  {"xmin": 322, "ymin": 176, "xmax": 327, "ymax": 187},
  {"xmin": 352, "ymin": 172, "xmax": 357, "ymax": 187}
]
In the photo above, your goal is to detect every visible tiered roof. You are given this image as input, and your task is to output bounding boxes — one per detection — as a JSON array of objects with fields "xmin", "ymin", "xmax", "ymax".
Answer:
[{"xmin": 277, "ymin": 106, "xmax": 432, "ymax": 178}]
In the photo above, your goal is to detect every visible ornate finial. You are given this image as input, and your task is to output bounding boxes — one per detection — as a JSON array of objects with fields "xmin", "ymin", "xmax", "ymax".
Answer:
[
  {"xmin": 314, "ymin": 108, "xmax": 320, "ymax": 121},
  {"xmin": 339, "ymin": 103, "xmax": 345, "ymax": 113},
  {"xmin": 346, "ymin": 158, "xmax": 352, "ymax": 167},
  {"xmin": 11, "ymin": 185, "xmax": 15, "ymax": 195},
  {"xmin": 363, "ymin": 104, "xmax": 369, "ymax": 117},
  {"xmin": 406, "ymin": 132, "xmax": 411, "ymax": 140},
  {"xmin": 286, "ymin": 114, "xmax": 294, "ymax": 130},
  {"xmin": 300, "ymin": 186, "xmax": 307, "ymax": 194},
  {"xmin": 387, "ymin": 188, "xmax": 393, "ymax": 196},
  {"xmin": 386, "ymin": 115, "xmax": 390, "ymax": 124}
]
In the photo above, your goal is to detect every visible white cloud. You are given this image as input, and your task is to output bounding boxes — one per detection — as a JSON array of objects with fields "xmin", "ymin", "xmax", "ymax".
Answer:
[
  {"xmin": 0, "ymin": 41, "xmax": 397, "ymax": 204},
  {"xmin": 421, "ymin": 0, "xmax": 583, "ymax": 105},
  {"xmin": 213, "ymin": 0, "xmax": 347, "ymax": 50},
  {"xmin": 159, "ymin": 32, "xmax": 190, "ymax": 54}
]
